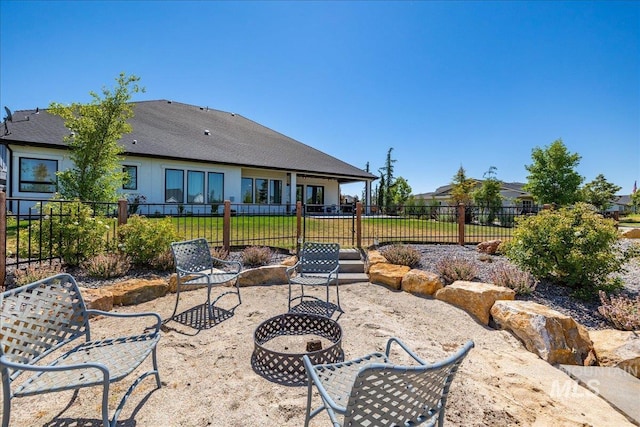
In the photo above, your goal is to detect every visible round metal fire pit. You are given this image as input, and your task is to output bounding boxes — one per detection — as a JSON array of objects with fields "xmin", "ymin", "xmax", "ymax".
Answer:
[{"xmin": 251, "ymin": 313, "xmax": 343, "ymax": 386}]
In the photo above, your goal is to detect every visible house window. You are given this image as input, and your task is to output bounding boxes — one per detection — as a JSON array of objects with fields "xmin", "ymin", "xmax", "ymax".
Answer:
[
  {"xmin": 269, "ymin": 180, "xmax": 282, "ymax": 204},
  {"xmin": 208, "ymin": 172, "xmax": 224, "ymax": 204},
  {"xmin": 19, "ymin": 157, "xmax": 57, "ymax": 193},
  {"xmin": 306, "ymin": 185, "xmax": 324, "ymax": 205},
  {"xmin": 255, "ymin": 179, "xmax": 268, "ymax": 204},
  {"xmin": 241, "ymin": 178, "xmax": 253, "ymax": 203},
  {"xmin": 123, "ymin": 165, "xmax": 137, "ymax": 190},
  {"xmin": 165, "ymin": 169, "xmax": 184, "ymax": 203},
  {"xmin": 187, "ymin": 171, "xmax": 205, "ymax": 203}
]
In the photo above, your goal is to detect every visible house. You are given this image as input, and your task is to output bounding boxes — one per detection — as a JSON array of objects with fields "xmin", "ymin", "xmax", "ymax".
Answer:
[
  {"xmin": 0, "ymin": 100, "xmax": 377, "ymax": 214},
  {"xmin": 413, "ymin": 181, "xmax": 537, "ymax": 212}
]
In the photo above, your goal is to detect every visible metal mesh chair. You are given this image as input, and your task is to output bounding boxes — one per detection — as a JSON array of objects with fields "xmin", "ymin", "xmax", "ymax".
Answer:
[
  {"xmin": 302, "ymin": 337, "xmax": 474, "ymax": 427},
  {"xmin": 169, "ymin": 238, "xmax": 242, "ymax": 321},
  {"xmin": 1, "ymin": 273, "xmax": 162, "ymax": 427},
  {"xmin": 287, "ymin": 242, "xmax": 341, "ymax": 317}
]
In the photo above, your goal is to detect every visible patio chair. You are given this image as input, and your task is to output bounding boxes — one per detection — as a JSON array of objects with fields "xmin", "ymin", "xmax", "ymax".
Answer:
[
  {"xmin": 169, "ymin": 238, "xmax": 242, "ymax": 321},
  {"xmin": 302, "ymin": 337, "xmax": 474, "ymax": 427},
  {"xmin": 287, "ymin": 241, "xmax": 341, "ymax": 317}
]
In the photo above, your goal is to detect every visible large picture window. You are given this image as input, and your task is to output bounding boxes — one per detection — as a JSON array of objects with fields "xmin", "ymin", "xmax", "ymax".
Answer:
[
  {"xmin": 269, "ymin": 180, "xmax": 282, "ymax": 204},
  {"xmin": 19, "ymin": 158, "xmax": 57, "ymax": 193},
  {"xmin": 165, "ymin": 169, "xmax": 184, "ymax": 203},
  {"xmin": 208, "ymin": 172, "xmax": 224, "ymax": 203},
  {"xmin": 122, "ymin": 165, "xmax": 137, "ymax": 190},
  {"xmin": 306, "ymin": 185, "xmax": 324, "ymax": 205},
  {"xmin": 241, "ymin": 178, "xmax": 253, "ymax": 203},
  {"xmin": 255, "ymin": 178, "xmax": 268, "ymax": 204},
  {"xmin": 187, "ymin": 171, "xmax": 205, "ymax": 203}
]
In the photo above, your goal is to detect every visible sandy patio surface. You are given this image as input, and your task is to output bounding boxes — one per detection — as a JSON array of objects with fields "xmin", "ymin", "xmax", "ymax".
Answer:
[{"xmin": 4, "ymin": 281, "xmax": 634, "ymax": 427}]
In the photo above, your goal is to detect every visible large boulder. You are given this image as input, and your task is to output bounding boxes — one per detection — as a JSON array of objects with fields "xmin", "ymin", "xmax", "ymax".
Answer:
[
  {"xmin": 80, "ymin": 287, "xmax": 114, "ymax": 312},
  {"xmin": 477, "ymin": 239, "xmax": 502, "ymax": 255},
  {"xmin": 238, "ymin": 265, "xmax": 288, "ymax": 287},
  {"xmin": 590, "ymin": 329, "xmax": 640, "ymax": 378},
  {"xmin": 107, "ymin": 278, "xmax": 169, "ymax": 306},
  {"xmin": 368, "ymin": 263, "xmax": 411, "ymax": 290},
  {"xmin": 365, "ymin": 250, "xmax": 388, "ymax": 273},
  {"xmin": 490, "ymin": 300, "xmax": 594, "ymax": 366},
  {"xmin": 435, "ymin": 281, "xmax": 515, "ymax": 325},
  {"xmin": 401, "ymin": 269, "xmax": 443, "ymax": 296},
  {"xmin": 621, "ymin": 228, "xmax": 640, "ymax": 238}
]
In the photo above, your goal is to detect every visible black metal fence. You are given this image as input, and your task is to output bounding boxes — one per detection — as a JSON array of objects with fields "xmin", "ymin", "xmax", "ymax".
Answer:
[{"xmin": 1, "ymin": 195, "xmax": 540, "ymax": 284}]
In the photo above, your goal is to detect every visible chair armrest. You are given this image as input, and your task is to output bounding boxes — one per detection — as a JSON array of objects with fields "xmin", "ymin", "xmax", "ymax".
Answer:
[
  {"xmin": 285, "ymin": 261, "xmax": 301, "ymax": 278},
  {"xmin": 85, "ymin": 310, "xmax": 162, "ymax": 334},
  {"xmin": 385, "ymin": 337, "xmax": 427, "ymax": 365},
  {"xmin": 302, "ymin": 355, "xmax": 348, "ymax": 413},
  {"xmin": 1, "ymin": 354, "xmax": 110, "ymax": 379}
]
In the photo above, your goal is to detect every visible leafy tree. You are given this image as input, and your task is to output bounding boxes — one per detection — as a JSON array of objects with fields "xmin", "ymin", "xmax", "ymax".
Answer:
[
  {"xmin": 632, "ymin": 190, "xmax": 640, "ymax": 213},
  {"xmin": 389, "ymin": 176, "xmax": 412, "ymax": 208},
  {"xmin": 49, "ymin": 73, "xmax": 144, "ymax": 202},
  {"xmin": 523, "ymin": 139, "xmax": 583, "ymax": 206},
  {"xmin": 450, "ymin": 166, "xmax": 475, "ymax": 205},
  {"xmin": 581, "ymin": 174, "xmax": 621, "ymax": 211},
  {"xmin": 473, "ymin": 166, "xmax": 503, "ymax": 224}
]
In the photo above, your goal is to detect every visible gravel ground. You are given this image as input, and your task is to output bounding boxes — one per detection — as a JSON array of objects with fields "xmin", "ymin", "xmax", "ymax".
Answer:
[{"xmin": 13, "ymin": 240, "xmax": 640, "ymax": 330}]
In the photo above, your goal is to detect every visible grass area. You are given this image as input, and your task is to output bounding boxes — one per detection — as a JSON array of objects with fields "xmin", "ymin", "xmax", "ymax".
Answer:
[{"xmin": 619, "ymin": 213, "xmax": 640, "ymax": 227}]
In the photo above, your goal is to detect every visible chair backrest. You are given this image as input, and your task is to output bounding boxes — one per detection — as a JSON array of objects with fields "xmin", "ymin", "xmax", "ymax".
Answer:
[
  {"xmin": 171, "ymin": 238, "xmax": 213, "ymax": 273},
  {"xmin": 299, "ymin": 242, "xmax": 340, "ymax": 274},
  {"xmin": 1, "ymin": 274, "xmax": 89, "ymax": 380},
  {"xmin": 343, "ymin": 340, "xmax": 474, "ymax": 427}
]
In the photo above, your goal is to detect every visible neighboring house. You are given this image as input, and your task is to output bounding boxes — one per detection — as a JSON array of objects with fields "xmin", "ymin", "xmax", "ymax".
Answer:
[
  {"xmin": 0, "ymin": 100, "xmax": 377, "ymax": 214},
  {"xmin": 414, "ymin": 181, "xmax": 537, "ymax": 212},
  {"xmin": 608, "ymin": 195, "xmax": 633, "ymax": 214}
]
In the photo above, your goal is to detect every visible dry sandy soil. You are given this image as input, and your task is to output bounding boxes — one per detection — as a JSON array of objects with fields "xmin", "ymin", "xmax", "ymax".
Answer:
[{"xmin": 4, "ymin": 281, "xmax": 634, "ymax": 427}]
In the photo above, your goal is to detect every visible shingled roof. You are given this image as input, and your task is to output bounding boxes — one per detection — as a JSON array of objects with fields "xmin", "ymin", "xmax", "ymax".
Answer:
[{"xmin": 1, "ymin": 100, "xmax": 376, "ymax": 184}]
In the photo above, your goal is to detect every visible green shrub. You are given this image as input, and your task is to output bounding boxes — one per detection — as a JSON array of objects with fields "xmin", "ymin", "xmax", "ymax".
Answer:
[
  {"xmin": 502, "ymin": 203, "xmax": 631, "ymax": 298},
  {"xmin": 489, "ymin": 263, "xmax": 536, "ymax": 295},
  {"xmin": 380, "ymin": 244, "xmax": 422, "ymax": 268},
  {"xmin": 149, "ymin": 250, "xmax": 175, "ymax": 271},
  {"xmin": 598, "ymin": 291, "xmax": 640, "ymax": 331},
  {"xmin": 14, "ymin": 263, "xmax": 63, "ymax": 286},
  {"xmin": 83, "ymin": 253, "xmax": 131, "ymax": 278},
  {"xmin": 434, "ymin": 255, "xmax": 477, "ymax": 285},
  {"xmin": 22, "ymin": 201, "xmax": 111, "ymax": 266},
  {"xmin": 118, "ymin": 215, "xmax": 181, "ymax": 265},
  {"xmin": 242, "ymin": 246, "xmax": 272, "ymax": 267}
]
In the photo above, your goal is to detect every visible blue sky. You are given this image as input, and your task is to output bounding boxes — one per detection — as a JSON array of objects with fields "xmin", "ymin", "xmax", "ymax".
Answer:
[{"xmin": 1, "ymin": 1, "xmax": 638, "ymax": 197}]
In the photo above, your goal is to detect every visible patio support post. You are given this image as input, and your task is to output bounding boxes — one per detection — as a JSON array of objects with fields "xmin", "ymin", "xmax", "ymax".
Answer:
[
  {"xmin": 356, "ymin": 202, "xmax": 362, "ymax": 248},
  {"xmin": 0, "ymin": 191, "xmax": 5, "ymax": 287},
  {"xmin": 223, "ymin": 200, "xmax": 231, "ymax": 252},
  {"xmin": 117, "ymin": 199, "xmax": 128, "ymax": 226},
  {"xmin": 296, "ymin": 201, "xmax": 302, "ymax": 253},
  {"xmin": 458, "ymin": 203, "xmax": 465, "ymax": 246}
]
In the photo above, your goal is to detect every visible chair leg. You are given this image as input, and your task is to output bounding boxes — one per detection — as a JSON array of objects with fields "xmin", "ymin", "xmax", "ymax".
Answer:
[
  {"xmin": 335, "ymin": 280, "xmax": 341, "ymax": 312},
  {"xmin": 207, "ymin": 284, "xmax": 214, "ymax": 321},
  {"xmin": 235, "ymin": 280, "xmax": 242, "ymax": 305},
  {"xmin": 304, "ymin": 381, "xmax": 313, "ymax": 427},
  {"xmin": 168, "ymin": 284, "xmax": 182, "ymax": 321}
]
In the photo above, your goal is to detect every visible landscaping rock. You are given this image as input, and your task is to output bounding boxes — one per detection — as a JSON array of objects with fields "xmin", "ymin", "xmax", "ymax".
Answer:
[
  {"xmin": 238, "ymin": 265, "xmax": 288, "ymax": 287},
  {"xmin": 590, "ymin": 329, "xmax": 640, "ymax": 378},
  {"xmin": 621, "ymin": 228, "xmax": 640, "ymax": 239},
  {"xmin": 368, "ymin": 262, "xmax": 410, "ymax": 290},
  {"xmin": 490, "ymin": 300, "xmax": 594, "ymax": 366},
  {"xmin": 401, "ymin": 269, "xmax": 443, "ymax": 296},
  {"xmin": 107, "ymin": 278, "xmax": 169, "ymax": 306},
  {"xmin": 435, "ymin": 281, "xmax": 515, "ymax": 325},
  {"xmin": 477, "ymin": 239, "xmax": 502, "ymax": 255},
  {"xmin": 80, "ymin": 287, "xmax": 114, "ymax": 312},
  {"xmin": 365, "ymin": 250, "xmax": 388, "ymax": 273}
]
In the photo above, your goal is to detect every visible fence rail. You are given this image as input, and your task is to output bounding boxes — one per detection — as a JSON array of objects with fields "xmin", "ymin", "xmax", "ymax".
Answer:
[{"xmin": 1, "ymin": 194, "xmax": 541, "ymax": 286}]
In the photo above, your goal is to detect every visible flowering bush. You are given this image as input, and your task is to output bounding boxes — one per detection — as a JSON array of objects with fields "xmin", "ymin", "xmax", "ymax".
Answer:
[
  {"xmin": 489, "ymin": 263, "xmax": 536, "ymax": 295},
  {"xmin": 14, "ymin": 263, "xmax": 63, "ymax": 286},
  {"xmin": 21, "ymin": 201, "xmax": 111, "ymax": 266},
  {"xmin": 598, "ymin": 291, "xmax": 640, "ymax": 331},
  {"xmin": 435, "ymin": 255, "xmax": 478, "ymax": 285},
  {"xmin": 118, "ymin": 215, "xmax": 181, "ymax": 265},
  {"xmin": 83, "ymin": 253, "xmax": 131, "ymax": 278},
  {"xmin": 241, "ymin": 246, "xmax": 272, "ymax": 267},
  {"xmin": 380, "ymin": 244, "xmax": 421, "ymax": 268}
]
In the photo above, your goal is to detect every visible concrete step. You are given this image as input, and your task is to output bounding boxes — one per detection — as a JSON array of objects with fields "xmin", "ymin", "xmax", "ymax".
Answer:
[
  {"xmin": 339, "ymin": 248, "xmax": 362, "ymax": 260},
  {"xmin": 338, "ymin": 259, "xmax": 365, "ymax": 274},
  {"xmin": 337, "ymin": 272, "xmax": 369, "ymax": 284}
]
